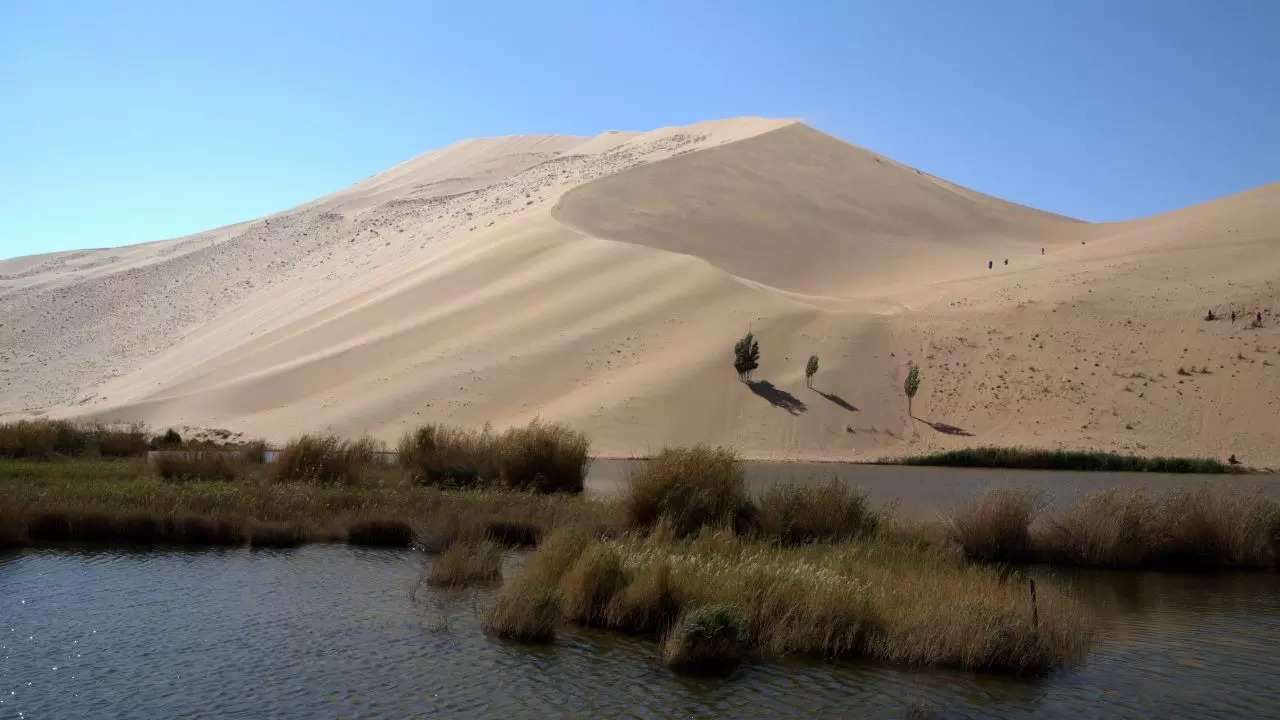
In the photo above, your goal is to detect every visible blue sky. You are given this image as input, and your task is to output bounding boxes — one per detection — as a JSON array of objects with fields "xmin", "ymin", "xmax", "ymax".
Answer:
[{"xmin": 2, "ymin": 0, "xmax": 1277, "ymax": 259}]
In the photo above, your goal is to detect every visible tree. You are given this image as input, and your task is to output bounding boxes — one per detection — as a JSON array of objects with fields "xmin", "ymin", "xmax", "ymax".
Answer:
[
  {"xmin": 733, "ymin": 332, "xmax": 760, "ymax": 381},
  {"xmin": 903, "ymin": 362, "xmax": 922, "ymax": 417},
  {"xmin": 805, "ymin": 355, "xmax": 819, "ymax": 388}
]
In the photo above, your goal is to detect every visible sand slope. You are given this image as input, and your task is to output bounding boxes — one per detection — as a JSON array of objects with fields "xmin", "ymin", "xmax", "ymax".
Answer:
[{"xmin": 2, "ymin": 118, "xmax": 1278, "ymax": 465}]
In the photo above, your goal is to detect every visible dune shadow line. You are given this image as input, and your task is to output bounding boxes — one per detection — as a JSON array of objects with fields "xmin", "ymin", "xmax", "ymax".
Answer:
[{"xmin": 746, "ymin": 381, "xmax": 807, "ymax": 415}]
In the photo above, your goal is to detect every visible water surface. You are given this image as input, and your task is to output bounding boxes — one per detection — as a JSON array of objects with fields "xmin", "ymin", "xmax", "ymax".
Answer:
[{"xmin": 4, "ymin": 546, "xmax": 1279, "ymax": 719}]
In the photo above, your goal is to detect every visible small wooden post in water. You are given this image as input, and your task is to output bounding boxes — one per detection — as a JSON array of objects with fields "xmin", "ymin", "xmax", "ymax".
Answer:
[{"xmin": 1028, "ymin": 577, "xmax": 1039, "ymax": 627}]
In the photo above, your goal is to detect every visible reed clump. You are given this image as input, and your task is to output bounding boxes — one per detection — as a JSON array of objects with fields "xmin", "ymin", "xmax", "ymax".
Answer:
[
  {"xmin": 398, "ymin": 420, "xmax": 591, "ymax": 493},
  {"xmin": 756, "ymin": 480, "xmax": 879, "ymax": 544},
  {"xmin": 1042, "ymin": 487, "xmax": 1280, "ymax": 569},
  {"xmin": 483, "ymin": 529, "xmax": 591, "ymax": 641},
  {"xmin": 275, "ymin": 434, "xmax": 379, "ymax": 484},
  {"xmin": 0, "ymin": 419, "xmax": 150, "ymax": 460},
  {"xmin": 153, "ymin": 449, "xmax": 247, "ymax": 482},
  {"xmin": 487, "ymin": 528, "xmax": 1092, "ymax": 675},
  {"xmin": 660, "ymin": 604, "xmax": 745, "ymax": 675},
  {"xmin": 426, "ymin": 539, "xmax": 504, "ymax": 587},
  {"xmin": 621, "ymin": 445, "xmax": 754, "ymax": 537},
  {"xmin": 949, "ymin": 489, "xmax": 1044, "ymax": 562}
]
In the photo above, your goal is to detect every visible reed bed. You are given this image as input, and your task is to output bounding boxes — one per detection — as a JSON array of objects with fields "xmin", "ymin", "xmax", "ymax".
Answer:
[
  {"xmin": 487, "ymin": 527, "xmax": 1092, "ymax": 675},
  {"xmin": 0, "ymin": 419, "xmax": 149, "ymax": 460},
  {"xmin": 897, "ymin": 447, "xmax": 1242, "ymax": 473}
]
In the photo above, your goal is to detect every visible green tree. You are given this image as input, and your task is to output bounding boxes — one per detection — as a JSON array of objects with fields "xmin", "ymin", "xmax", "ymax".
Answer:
[
  {"xmin": 904, "ymin": 362, "xmax": 922, "ymax": 417},
  {"xmin": 805, "ymin": 355, "xmax": 819, "ymax": 388},
  {"xmin": 733, "ymin": 332, "xmax": 760, "ymax": 381}
]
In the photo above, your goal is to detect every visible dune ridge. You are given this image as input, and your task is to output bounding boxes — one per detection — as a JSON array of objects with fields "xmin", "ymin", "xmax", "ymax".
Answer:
[{"xmin": 2, "ymin": 118, "xmax": 1278, "ymax": 465}]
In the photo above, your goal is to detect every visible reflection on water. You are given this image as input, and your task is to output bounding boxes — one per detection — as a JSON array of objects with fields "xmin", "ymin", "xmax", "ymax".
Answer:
[{"xmin": 3, "ymin": 547, "xmax": 1279, "ymax": 719}]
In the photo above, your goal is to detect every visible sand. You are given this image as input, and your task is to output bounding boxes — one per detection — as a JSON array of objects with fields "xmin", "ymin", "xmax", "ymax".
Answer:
[{"xmin": 2, "ymin": 118, "xmax": 1278, "ymax": 466}]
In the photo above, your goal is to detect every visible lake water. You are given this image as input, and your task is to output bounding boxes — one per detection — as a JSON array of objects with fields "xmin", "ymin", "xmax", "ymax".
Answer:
[
  {"xmin": 4, "ymin": 545, "xmax": 1279, "ymax": 719},
  {"xmin": 587, "ymin": 460, "xmax": 1280, "ymax": 520}
]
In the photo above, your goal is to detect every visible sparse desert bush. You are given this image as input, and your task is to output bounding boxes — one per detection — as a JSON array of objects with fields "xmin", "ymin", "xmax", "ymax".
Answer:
[
  {"xmin": 275, "ymin": 434, "xmax": 379, "ymax": 484},
  {"xmin": 426, "ymin": 539, "xmax": 504, "ymax": 587},
  {"xmin": 756, "ymin": 480, "xmax": 878, "ymax": 545},
  {"xmin": 621, "ymin": 445, "xmax": 754, "ymax": 537},
  {"xmin": 950, "ymin": 489, "xmax": 1043, "ymax": 562},
  {"xmin": 496, "ymin": 420, "xmax": 591, "ymax": 493},
  {"xmin": 153, "ymin": 449, "xmax": 246, "ymax": 482}
]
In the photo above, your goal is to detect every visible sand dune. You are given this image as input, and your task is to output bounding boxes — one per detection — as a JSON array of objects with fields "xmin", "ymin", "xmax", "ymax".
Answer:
[{"xmin": 2, "ymin": 118, "xmax": 1278, "ymax": 465}]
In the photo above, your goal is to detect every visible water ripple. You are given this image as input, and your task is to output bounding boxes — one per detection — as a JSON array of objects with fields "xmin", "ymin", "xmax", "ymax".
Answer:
[{"xmin": 2, "ymin": 548, "xmax": 1279, "ymax": 719}]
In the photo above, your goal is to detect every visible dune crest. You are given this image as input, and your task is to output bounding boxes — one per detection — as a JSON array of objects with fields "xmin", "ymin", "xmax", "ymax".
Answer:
[{"xmin": 2, "ymin": 118, "xmax": 1278, "ymax": 464}]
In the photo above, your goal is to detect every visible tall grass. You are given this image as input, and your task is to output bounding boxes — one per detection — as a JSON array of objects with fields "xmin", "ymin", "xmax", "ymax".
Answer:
[
  {"xmin": 275, "ymin": 434, "xmax": 380, "ymax": 484},
  {"xmin": 426, "ymin": 539, "xmax": 504, "ymax": 587},
  {"xmin": 621, "ymin": 445, "xmax": 754, "ymax": 537},
  {"xmin": 397, "ymin": 423, "xmax": 498, "ymax": 488},
  {"xmin": 949, "ymin": 489, "xmax": 1044, "ymax": 562},
  {"xmin": 1, "ymin": 458, "xmax": 608, "ymax": 549},
  {"xmin": 488, "ymin": 529, "xmax": 1092, "ymax": 675},
  {"xmin": 897, "ymin": 447, "xmax": 1242, "ymax": 473},
  {"xmin": 153, "ymin": 449, "xmax": 247, "ymax": 482},
  {"xmin": 397, "ymin": 420, "xmax": 590, "ymax": 493},
  {"xmin": 0, "ymin": 419, "xmax": 149, "ymax": 459},
  {"xmin": 756, "ymin": 480, "xmax": 879, "ymax": 545},
  {"xmin": 1042, "ymin": 488, "xmax": 1280, "ymax": 569},
  {"xmin": 496, "ymin": 420, "xmax": 591, "ymax": 493}
]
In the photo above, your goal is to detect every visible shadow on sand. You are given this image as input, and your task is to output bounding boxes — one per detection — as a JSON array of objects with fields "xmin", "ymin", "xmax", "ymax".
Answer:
[
  {"xmin": 920, "ymin": 419, "xmax": 974, "ymax": 436},
  {"xmin": 814, "ymin": 389, "xmax": 858, "ymax": 412},
  {"xmin": 747, "ymin": 381, "xmax": 807, "ymax": 415}
]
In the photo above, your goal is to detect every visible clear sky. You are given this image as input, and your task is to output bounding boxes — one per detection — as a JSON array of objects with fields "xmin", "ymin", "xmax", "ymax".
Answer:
[{"xmin": 3, "ymin": 0, "xmax": 1278, "ymax": 259}]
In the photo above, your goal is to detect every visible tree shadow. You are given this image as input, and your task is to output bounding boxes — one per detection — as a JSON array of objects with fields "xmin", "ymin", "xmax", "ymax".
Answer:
[
  {"xmin": 814, "ymin": 389, "xmax": 858, "ymax": 412},
  {"xmin": 919, "ymin": 418, "xmax": 974, "ymax": 436},
  {"xmin": 746, "ymin": 381, "xmax": 807, "ymax": 415}
]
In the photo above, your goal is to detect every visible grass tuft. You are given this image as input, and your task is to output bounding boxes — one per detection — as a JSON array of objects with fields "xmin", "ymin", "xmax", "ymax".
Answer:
[
  {"xmin": 426, "ymin": 539, "xmax": 504, "ymax": 587},
  {"xmin": 154, "ymin": 450, "xmax": 246, "ymax": 482},
  {"xmin": 660, "ymin": 604, "xmax": 745, "ymax": 675},
  {"xmin": 275, "ymin": 434, "xmax": 379, "ymax": 484},
  {"xmin": 0, "ymin": 419, "xmax": 149, "ymax": 460},
  {"xmin": 496, "ymin": 419, "xmax": 591, "ymax": 493},
  {"xmin": 949, "ymin": 489, "xmax": 1043, "ymax": 562},
  {"xmin": 756, "ymin": 480, "xmax": 878, "ymax": 544},
  {"xmin": 621, "ymin": 445, "xmax": 753, "ymax": 537}
]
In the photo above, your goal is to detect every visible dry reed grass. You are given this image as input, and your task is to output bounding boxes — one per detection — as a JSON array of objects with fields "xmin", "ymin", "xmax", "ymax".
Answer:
[
  {"xmin": 488, "ymin": 528, "xmax": 1092, "ymax": 675},
  {"xmin": 275, "ymin": 434, "xmax": 380, "ymax": 484},
  {"xmin": 621, "ymin": 445, "xmax": 753, "ymax": 536},
  {"xmin": 153, "ymin": 449, "xmax": 247, "ymax": 482},
  {"xmin": 0, "ymin": 419, "xmax": 149, "ymax": 460},
  {"xmin": 756, "ymin": 480, "xmax": 879, "ymax": 544},
  {"xmin": 426, "ymin": 539, "xmax": 504, "ymax": 587},
  {"xmin": 949, "ymin": 489, "xmax": 1044, "ymax": 561}
]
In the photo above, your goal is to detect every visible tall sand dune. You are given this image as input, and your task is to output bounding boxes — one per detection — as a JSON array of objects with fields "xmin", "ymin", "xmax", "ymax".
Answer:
[{"xmin": 2, "ymin": 118, "xmax": 1278, "ymax": 464}]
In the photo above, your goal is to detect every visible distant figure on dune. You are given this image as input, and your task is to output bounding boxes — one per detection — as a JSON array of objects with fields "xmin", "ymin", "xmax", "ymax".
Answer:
[
  {"xmin": 1231, "ymin": 310, "xmax": 1237, "ymax": 323},
  {"xmin": 1206, "ymin": 309, "xmax": 1216, "ymax": 321},
  {"xmin": 1041, "ymin": 248, "xmax": 1045, "ymax": 255},
  {"xmin": 1003, "ymin": 258, "xmax": 1008, "ymax": 266},
  {"xmin": 988, "ymin": 260, "xmax": 992, "ymax": 269},
  {"xmin": 1258, "ymin": 311, "xmax": 1264, "ymax": 326}
]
